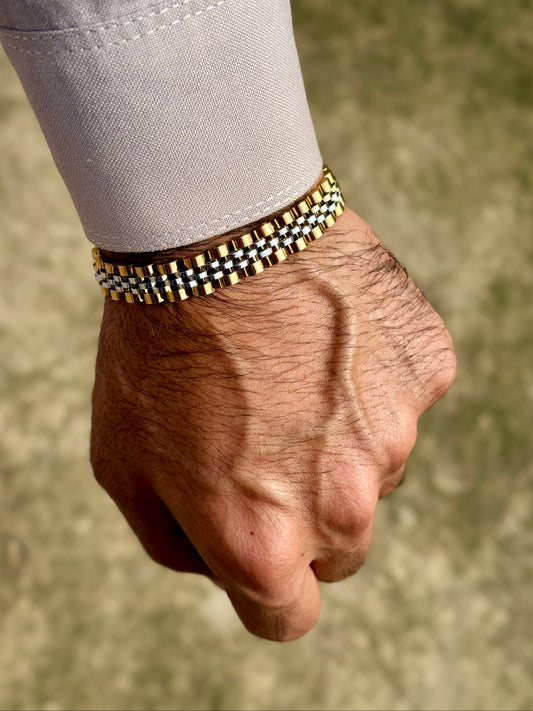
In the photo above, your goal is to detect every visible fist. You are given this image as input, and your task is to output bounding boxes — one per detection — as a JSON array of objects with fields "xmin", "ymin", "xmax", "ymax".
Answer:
[{"xmin": 90, "ymin": 207, "xmax": 456, "ymax": 641}]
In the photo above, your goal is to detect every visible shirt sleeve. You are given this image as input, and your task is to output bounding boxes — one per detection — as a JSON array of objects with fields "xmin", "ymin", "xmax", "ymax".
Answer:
[{"xmin": 0, "ymin": 0, "xmax": 322, "ymax": 253}]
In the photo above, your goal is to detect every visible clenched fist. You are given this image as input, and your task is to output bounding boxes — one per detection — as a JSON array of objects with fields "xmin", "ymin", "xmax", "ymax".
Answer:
[{"xmin": 90, "ymin": 207, "xmax": 456, "ymax": 641}]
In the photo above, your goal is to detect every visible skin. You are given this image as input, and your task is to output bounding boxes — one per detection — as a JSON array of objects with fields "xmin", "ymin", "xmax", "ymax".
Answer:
[{"xmin": 90, "ymin": 207, "xmax": 456, "ymax": 642}]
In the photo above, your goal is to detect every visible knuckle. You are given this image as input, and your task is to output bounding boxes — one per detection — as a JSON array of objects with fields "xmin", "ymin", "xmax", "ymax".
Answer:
[
  {"xmin": 90, "ymin": 430, "xmax": 129, "ymax": 497},
  {"xmin": 140, "ymin": 540, "xmax": 172, "ymax": 568},
  {"xmin": 314, "ymin": 548, "xmax": 369, "ymax": 583},
  {"xmin": 380, "ymin": 408, "xmax": 418, "ymax": 470},
  {"xmin": 89, "ymin": 432, "xmax": 107, "ymax": 485},
  {"xmin": 241, "ymin": 558, "xmax": 294, "ymax": 608},
  {"xmin": 431, "ymin": 340, "xmax": 457, "ymax": 399},
  {"xmin": 379, "ymin": 466, "xmax": 406, "ymax": 499},
  {"xmin": 91, "ymin": 458, "xmax": 108, "ymax": 488},
  {"xmin": 350, "ymin": 496, "xmax": 376, "ymax": 538},
  {"xmin": 217, "ymin": 531, "xmax": 299, "ymax": 609},
  {"xmin": 318, "ymin": 480, "xmax": 377, "ymax": 543},
  {"xmin": 90, "ymin": 447, "xmax": 121, "ymax": 496},
  {"xmin": 421, "ymin": 323, "xmax": 457, "ymax": 402}
]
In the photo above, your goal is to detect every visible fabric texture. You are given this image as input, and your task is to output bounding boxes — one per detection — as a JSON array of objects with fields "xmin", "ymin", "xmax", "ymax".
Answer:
[{"xmin": 0, "ymin": 0, "xmax": 322, "ymax": 252}]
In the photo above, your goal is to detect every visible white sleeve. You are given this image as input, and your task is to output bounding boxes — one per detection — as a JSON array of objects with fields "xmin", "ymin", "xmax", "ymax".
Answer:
[{"xmin": 0, "ymin": 0, "xmax": 322, "ymax": 252}]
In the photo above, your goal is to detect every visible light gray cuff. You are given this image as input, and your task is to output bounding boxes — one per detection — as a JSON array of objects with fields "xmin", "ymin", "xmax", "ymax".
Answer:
[{"xmin": 0, "ymin": 0, "xmax": 322, "ymax": 252}]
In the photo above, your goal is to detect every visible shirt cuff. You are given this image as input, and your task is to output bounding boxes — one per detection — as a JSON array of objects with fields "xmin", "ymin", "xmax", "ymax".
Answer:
[{"xmin": 0, "ymin": 0, "xmax": 322, "ymax": 252}]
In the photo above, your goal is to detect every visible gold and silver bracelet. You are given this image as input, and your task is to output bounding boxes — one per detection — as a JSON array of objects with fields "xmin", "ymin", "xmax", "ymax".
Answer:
[{"xmin": 92, "ymin": 165, "xmax": 345, "ymax": 304}]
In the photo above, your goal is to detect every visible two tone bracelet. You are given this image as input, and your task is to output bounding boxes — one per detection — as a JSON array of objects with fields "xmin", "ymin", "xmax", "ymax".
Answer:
[{"xmin": 92, "ymin": 165, "xmax": 345, "ymax": 304}]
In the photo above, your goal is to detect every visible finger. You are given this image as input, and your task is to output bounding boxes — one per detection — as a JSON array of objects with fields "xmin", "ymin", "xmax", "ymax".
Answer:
[
  {"xmin": 379, "ymin": 463, "xmax": 407, "ymax": 499},
  {"xmin": 414, "ymin": 316, "xmax": 457, "ymax": 415},
  {"xmin": 225, "ymin": 564, "xmax": 321, "ymax": 642},
  {"xmin": 311, "ymin": 523, "xmax": 374, "ymax": 583},
  {"xmin": 157, "ymin": 487, "xmax": 321, "ymax": 641},
  {"xmin": 109, "ymin": 483, "xmax": 212, "ymax": 576},
  {"xmin": 309, "ymin": 466, "xmax": 379, "ymax": 583}
]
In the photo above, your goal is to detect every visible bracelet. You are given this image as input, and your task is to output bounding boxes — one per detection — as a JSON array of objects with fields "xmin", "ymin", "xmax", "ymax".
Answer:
[{"xmin": 92, "ymin": 165, "xmax": 345, "ymax": 304}]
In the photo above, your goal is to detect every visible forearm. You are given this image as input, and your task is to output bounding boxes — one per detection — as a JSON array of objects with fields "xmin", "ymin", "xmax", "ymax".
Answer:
[{"xmin": 0, "ymin": 0, "xmax": 322, "ymax": 252}]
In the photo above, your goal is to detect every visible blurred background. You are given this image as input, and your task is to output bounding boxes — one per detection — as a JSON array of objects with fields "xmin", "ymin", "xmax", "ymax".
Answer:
[{"xmin": 1, "ymin": 0, "xmax": 532, "ymax": 709}]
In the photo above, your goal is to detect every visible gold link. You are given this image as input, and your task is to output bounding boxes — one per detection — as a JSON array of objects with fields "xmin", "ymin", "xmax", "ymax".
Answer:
[
  {"xmin": 287, "ymin": 236, "xmax": 308, "ymax": 254},
  {"xmin": 100, "ymin": 286, "xmax": 110, "ymax": 296},
  {"xmin": 295, "ymin": 198, "xmax": 311, "ymax": 216},
  {"xmin": 309, "ymin": 189, "xmax": 323, "ymax": 205},
  {"xmin": 323, "ymin": 213, "xmax": 336, "ymax": 228},
  {"xmin": 143, "ymin": 292, "xmax": 164, "ymax": 304},
  {"xmin": 228, "ymin": 238, "xmax": 242, "ymax": 253},
  {"xmin": 310, "ymin": 224, "xmax": 326, "ymax": 241},
  {"xmin": 239, "ymin": 232, "xmax": 254, "ymax": 248},
  {"xmin": 276, "ymin": 209, "xmax": 295, "ymax": 227},
  {"xmin": 135, "ymin": 264, "xmax": 154, "ymax": 278},
  {"xmin": 216, "ymin": 242, "xmax": 230, "ymax": 258},
  {"xmin": 118, "ymin": 264, "xmax": 132, "ymax": 277},
  {"xmin": 253, "ymin": 221, "xmax": 275, "ymax": 239},
  {"xmin": 199, "ymin": 281, "xmax": 215, "ymax": 296},
  {"xmin": 124, "ymin": 292, "xmax": 135, "ymax": 304},
  {"xmin": 157, "ymin": 261, "xmax": 178, "ymax": 275},
  {"xmin": 92, "ymin": 247, "xmax": 103, "ymax": 270},
  {"xmin": 334, "ymin": 202, "xmax": 345, "ymax": 217},
  {"xmin": 222, "ymin": 271, "xmax": 240, "ymax": 287},
  {"xmin": 192, "ymin": 252, "xmax": 206, "ymax": 268},
  {"xmin": 105, "ymin": 262, "xmax": 115, "ymax": 275},
  {"xmin": 275, "ymin": 247, "xmax": 289, "ymax": 263},
  {"xmin": 292, "ymin": 203, "xmax": 309, "ymax": 220},
  {"xmin": 243, "ymin": 260, "xmax": 265, "ymax": 277},
  {"xmin": 265, "ymin": 248, "xmax": 288, "ymax": 266},
  {"xmin": 110, "ymin": 290, "xmax": 121, "ymax": 301},
  {"xmin": 320, "ymin": 178, "xmax": 332, "ymax": 194}
]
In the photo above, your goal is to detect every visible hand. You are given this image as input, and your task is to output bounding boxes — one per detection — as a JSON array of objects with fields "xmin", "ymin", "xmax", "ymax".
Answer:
[{"xmin": 90, "ymin": 207, "xmax": 456, "ymax": 641}]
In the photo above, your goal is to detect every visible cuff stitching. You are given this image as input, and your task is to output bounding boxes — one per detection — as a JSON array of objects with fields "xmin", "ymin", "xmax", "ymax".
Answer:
[
  {"xmin": 0, "ymin": 1, "xmax": 225, "ymax": 56},
  {"xmin": 84, "ymin": 174, "xmax": 321, "ymax": 243},
  {"xmin": 1, "ymin": 0, "xmax": 193, "ymax": 38}
]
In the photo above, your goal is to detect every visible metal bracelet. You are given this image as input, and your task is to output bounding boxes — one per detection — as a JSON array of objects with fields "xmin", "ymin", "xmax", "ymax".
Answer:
[{"xmin": 92, "ymin": 165, "xmax": 345, "ymax": 304}]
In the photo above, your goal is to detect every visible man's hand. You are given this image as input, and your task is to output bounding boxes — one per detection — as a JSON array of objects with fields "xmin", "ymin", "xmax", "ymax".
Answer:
[{"xmin": 90, "ymin": 207, "xmax": 456, "ymax": 641}]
